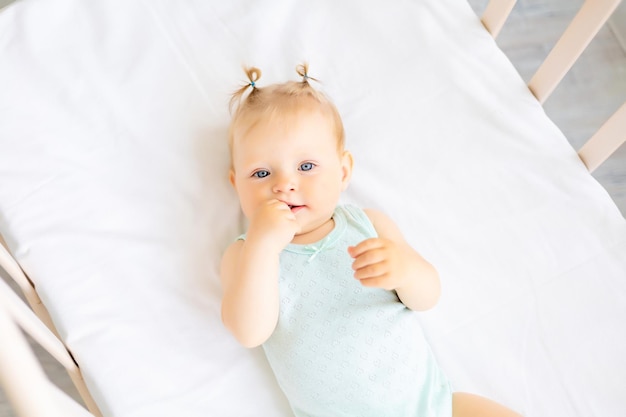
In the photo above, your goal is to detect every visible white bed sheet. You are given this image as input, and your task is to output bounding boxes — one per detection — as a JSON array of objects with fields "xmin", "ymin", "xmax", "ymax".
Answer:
[{"xmin": 1, "ymin": 0, "xmax": 625, "ymax": 416}]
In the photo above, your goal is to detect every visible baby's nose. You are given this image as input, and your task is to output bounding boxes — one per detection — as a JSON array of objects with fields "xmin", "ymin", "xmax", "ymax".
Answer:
[{"xmin": 272, "ymin": 173, "xmax": 297, "ymax": 193}]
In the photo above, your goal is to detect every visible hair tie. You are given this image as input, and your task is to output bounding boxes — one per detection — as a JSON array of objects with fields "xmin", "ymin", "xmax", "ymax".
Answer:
[{"xmin": 249, "ymin": 81, "xmax": 256, "ymax": 88}]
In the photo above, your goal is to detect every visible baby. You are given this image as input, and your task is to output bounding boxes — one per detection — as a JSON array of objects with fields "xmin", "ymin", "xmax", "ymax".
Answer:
[{"xmin": 220, "ymin": 64, "xmax": 522, "ymax": 417}]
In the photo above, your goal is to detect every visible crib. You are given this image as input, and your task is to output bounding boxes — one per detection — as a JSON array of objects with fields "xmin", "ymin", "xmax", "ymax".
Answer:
[{"xmin": 1, "ymin": 0, "xmax": 625, "ymax": 416}]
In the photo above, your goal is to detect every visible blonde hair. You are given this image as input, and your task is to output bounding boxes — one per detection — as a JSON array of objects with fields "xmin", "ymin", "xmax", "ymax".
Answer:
[{"xmin": 228, "ymin": 63, "xmax": 345, "ymax": 155}]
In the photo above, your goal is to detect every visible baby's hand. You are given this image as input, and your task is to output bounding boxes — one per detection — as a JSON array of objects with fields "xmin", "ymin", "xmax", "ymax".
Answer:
[
  {"xmin": 348, "ymin": 238, "xmax": 413, "ymax": 291},
  {"xmin": 246, "ymin": 199, "xmax": 301, "ymax": 252}
]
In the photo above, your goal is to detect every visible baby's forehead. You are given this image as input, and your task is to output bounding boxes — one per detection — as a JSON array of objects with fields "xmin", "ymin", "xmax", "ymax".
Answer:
[
  {"xmin": 229, "ymin": 93, "xmax": 345, "ymax": 161},
  {"xmin": 234, "ymin": 107, "xmax": 336, "ymax": 142},
  {"xmin": 231, "ymin": 116, "xmax": 342, "ymax": 166}
]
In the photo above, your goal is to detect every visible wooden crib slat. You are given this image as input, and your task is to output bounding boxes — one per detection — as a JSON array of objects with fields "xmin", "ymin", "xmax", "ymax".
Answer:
[
  {"xmin": 578, "ymin": 101, "xmax": 626, "ymax": 172},
  {"xmin": 0, "ymin": 278, "xmax": 76, "ymax": 371},
  {"xmin": 0, "ymin": 236, "xmax": 58, "ymax": 334},
  {"xmin": 0, "ymin": 305, "xmax": 94, "ymax": 417},
  {"xmin": 481, "ymin": 0, "xmax": 518, "ymax": 38},
  {"xmin": 0, "ymin": 239, "xmax": 104, "ymax": 417},
  {"xmin": 528, "ymin": 0, "xmax": 623, "ymax": 104},
  {"xmin": 0, "ymin": 305, "xmax": 63, "ymax": 417}
]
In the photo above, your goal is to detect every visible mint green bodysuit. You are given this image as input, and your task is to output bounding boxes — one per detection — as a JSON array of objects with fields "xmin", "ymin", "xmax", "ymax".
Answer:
[{"xmin": 245, "ymin": 205, "xmax": 452, "ymax": 417}]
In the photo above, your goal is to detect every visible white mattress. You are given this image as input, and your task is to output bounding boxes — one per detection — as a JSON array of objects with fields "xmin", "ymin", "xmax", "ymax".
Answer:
[{"xmin": 0, "ymin": 0, "xmax": 625, "ymax": 416}]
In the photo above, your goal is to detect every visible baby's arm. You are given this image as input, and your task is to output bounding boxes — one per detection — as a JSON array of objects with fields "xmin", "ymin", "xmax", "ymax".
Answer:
[
  {"xmin": 347, "ymin": 209, "xmax": 441, "ymax": 311},
  {"xmin": 220, "ymin": 200, "xmax": 300, "ymax": 347}
]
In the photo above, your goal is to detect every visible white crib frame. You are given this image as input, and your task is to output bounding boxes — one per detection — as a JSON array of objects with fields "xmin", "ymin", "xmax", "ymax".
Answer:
[{"xmin": 1, "ymin": 1, "xmax": 625, "ymax": 416}]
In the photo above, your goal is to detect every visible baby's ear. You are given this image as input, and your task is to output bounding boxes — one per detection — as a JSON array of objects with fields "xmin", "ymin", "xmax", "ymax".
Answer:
[
  {"xmin": 229, "ymin": 169, "xmax": 237, "ymax": 189},
  {"xmin": 341, "ymin": 150, "xmax": 354, "ymax": 190}
]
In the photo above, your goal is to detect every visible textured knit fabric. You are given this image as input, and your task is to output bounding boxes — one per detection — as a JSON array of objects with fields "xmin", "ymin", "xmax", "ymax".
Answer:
[{"xmin": 246, "ymin": 205, "xmax": 452, "ymax": 417}]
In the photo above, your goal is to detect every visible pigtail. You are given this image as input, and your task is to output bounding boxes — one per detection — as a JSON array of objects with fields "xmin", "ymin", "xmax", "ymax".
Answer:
[
  {"xmin": 296, "ymin": 62, "xmax": 318, "ymax": 84},
  {"xmin": 229, "ymin": 66, "xmax": 262, "ymax": 114}
]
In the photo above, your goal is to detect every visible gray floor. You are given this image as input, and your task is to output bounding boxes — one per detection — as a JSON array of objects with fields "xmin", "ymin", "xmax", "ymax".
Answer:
[{"xmin": 1, "ymin": 1, "xmax": 625, "ymax": 416}]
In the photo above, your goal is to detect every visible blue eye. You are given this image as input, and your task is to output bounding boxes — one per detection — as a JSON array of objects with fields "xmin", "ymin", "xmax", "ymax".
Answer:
[
  {"xmin": 299, "ymin": 162, "xmax": 314, "ymax": 172},
  {"xmin": 253, "ymin": 170, "xmax": 270, "ymax": 178}
]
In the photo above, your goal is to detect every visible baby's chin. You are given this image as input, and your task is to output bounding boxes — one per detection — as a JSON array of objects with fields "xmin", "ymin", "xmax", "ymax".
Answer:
[{"xmin": 291, "ymin": 216, "xmax": 335, "ymax": 245}]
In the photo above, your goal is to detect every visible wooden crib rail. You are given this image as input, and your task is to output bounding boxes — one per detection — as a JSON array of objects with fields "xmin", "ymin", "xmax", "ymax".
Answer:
[
  {"xmin": 0, "ymin": 304, "xmax": 94, "ymax": 417},
  {"xmin": 0, "ymin": 235, "xmax": 58, "ymax": 335},
  {"xmin": 579, "ymin": 102, "xmax": 626, "ymax": 172},
  {"xmin": 482, "ymin": 0, "xmax": 626, "ymax": 172},
  {"xmin": 481, "ymin": 0, "xmax": 517, "ymax": 38},
  {"xmin": 0, "ymin": 277, "xmax": 76, "ymax": 373},
  {"xmin": 0, "ymin": 238, "xmax": 103, "ymax": 417},
  {"xmin": 528, "ymin": 0, "xmax": 623, "ymax": 104},
  {"xmin": 481, "ymin": 0, "xmax": 622, "ymax": 102}
]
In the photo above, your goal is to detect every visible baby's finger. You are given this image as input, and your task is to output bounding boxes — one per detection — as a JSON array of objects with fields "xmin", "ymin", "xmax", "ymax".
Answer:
[
  {"xmin": 351, "ymin": 247, "xmax": 386, "ymax": 270},
  {"xmin": 267, "ymin": 199, "xmax": 290, "ymax": 210},
  {"xmin": 353, "ymin": 261, "xmax": 388, "ymax": 280},
  {"xmin": 290, "ymin": 216, "xmax": 302, "ymax": 233},
  {"xmin": 359, "ymin": 275, "xmax": 391, "ymax": 289},
  {"xmin": 348, "ymin": 238, "xmax": 385, "ymax": 258}
]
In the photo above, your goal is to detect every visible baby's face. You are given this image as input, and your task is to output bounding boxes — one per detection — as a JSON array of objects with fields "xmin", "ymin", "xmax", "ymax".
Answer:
[{"xmin": 230, "ymin": 109, "xmax": 352, "ymax": 243}]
